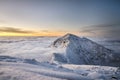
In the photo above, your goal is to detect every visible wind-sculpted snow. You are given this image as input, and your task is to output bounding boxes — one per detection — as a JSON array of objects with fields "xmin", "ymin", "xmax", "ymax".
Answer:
[
  {"xmin": 51, "ymin": 33, "xmax": 120, "ymax": 66},
  {"xmin": 0, "ymin": 59, "xmax": 119, "ymax": 80}
]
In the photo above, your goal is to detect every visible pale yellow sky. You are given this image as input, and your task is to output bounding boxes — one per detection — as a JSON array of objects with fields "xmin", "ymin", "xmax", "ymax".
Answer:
[{"xmin": 0, "ymin": 26, "xmax": 81, "ymax": 36}]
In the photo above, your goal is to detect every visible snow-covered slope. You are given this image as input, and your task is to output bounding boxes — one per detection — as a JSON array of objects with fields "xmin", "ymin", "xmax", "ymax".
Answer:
[
  {"xmin": 0, "ymin": 58, "xmax": 119, "ymax": 80},
  {"xmin": 0, "ymin": 35, "xmax": 120, "ymax": 80},
  {"xmin": 51, "ymin": 33, "xmax": 120, "ymax": 66}
]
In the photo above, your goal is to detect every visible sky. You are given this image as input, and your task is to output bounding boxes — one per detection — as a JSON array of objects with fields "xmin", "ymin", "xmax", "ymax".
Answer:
[{"xmin": 0, "ymin": 0, "xmax": 120, "ymax": 39}]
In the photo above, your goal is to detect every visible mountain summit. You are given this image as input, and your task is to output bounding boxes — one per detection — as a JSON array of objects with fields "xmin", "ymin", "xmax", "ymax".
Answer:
[{"xmin": 51, "ymin": 33, "xmax": 120, "ymax": 66}]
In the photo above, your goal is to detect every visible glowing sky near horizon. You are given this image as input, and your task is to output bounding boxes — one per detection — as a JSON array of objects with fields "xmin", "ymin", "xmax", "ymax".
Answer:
[{"xmin": 0, "ymin": 0, "xmax": 120, "ymax": 39}]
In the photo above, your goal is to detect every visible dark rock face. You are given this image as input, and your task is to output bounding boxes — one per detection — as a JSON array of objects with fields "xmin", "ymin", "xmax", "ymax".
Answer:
[{"xmin": 51, "ymin": 33, "xmax": 120, "ymax": 66}]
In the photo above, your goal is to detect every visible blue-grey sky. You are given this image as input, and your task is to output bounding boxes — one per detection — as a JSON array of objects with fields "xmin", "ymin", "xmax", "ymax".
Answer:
[{"xmin": 0, "ymin": 0, "xmax": 120, "ymax": 39}]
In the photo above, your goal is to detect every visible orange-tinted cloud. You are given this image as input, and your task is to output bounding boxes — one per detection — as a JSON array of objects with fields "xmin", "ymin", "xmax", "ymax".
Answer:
[
  {"xmin": 0, "ymin": 27, "xmax": 35, "ymax": 33},
  {"xmin": 0, "ymin": 27, "xmax": 79, "ymax": 36},
  {"xmin": 0, "ymin": 27, "xmax": 67, "ymax": 36}
]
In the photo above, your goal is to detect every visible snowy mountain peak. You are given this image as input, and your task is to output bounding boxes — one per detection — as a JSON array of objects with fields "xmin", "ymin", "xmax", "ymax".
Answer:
[
  {"xmin": 62, "ymin": 33, "xmax": 79, "ymax": 39},
  {"xmin": 52, "ymin": 33, "xmax": 81, "ymax": 48},
  {"xmin": 51, "ymin": 33, "xmax": 120, "ymax": 66}
]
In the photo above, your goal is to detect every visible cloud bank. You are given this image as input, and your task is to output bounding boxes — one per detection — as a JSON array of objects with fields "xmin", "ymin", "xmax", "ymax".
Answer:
[
  {"xmin": 0, "ymin": 27, "xmax": 35, "ymax": 33},
  {"xmin": 79, "ymin": 23, "xmax": 120, "ymax": 39}
]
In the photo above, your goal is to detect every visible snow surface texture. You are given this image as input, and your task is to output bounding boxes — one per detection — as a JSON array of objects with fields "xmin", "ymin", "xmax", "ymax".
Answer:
[{"xmin": 0, "ymin": 34, "xmax": 120, "ymax": 80}]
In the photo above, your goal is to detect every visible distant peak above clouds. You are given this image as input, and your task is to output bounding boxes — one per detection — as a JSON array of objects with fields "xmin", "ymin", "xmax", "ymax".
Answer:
[{"xmin": 51, "ymin": 33, "xmax": 120, "ymax": 66}]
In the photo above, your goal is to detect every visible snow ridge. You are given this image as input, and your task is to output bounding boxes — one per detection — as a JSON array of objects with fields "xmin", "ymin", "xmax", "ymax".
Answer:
[{"xmin": 51, "ymin": 33, "xmax": 120, "ymax": 66}]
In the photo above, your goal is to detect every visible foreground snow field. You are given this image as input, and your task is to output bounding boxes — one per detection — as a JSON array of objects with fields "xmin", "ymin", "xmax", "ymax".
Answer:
[
  {"xmin": 0, "ymin": 34, "xmax": 120, "ymax": 80},
  {"xmin": 0, "ymin": 61, "xmax": 119, "ymax": 80}
]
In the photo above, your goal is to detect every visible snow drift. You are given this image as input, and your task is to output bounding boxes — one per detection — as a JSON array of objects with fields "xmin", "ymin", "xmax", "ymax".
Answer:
[{"xmin": 51, "ymin": 33, "xmax": 120, "ymax": 66}]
